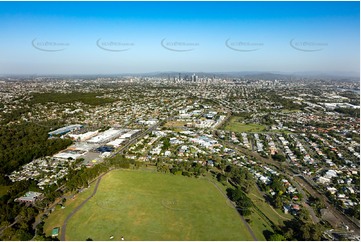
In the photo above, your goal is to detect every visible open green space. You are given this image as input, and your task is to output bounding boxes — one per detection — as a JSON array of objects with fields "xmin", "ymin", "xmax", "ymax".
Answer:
[
  {"xmin": 249, "ymin": 187, "xmax": 293, "ymax": 226},
  {"xmin": 164, "ymin": 120, "xmax": 189, "ymax": 128},
  {"xmin": 44, "ymin": 183, "xmax": 96, "ymax": 236},
  {"xmin": 223, "ymin": 116, "xmax": 266, "ymax": 133},
  {"xmin": 244, "ymin": 186, "xmax": 294, "ymax": 240},
  {"xmin": 245, "ymin": 209, "xmax": 273, "ymax": 241},
  {"xmin": 59, "ymin": 170, "xmax": 254, "ymax": 241}
]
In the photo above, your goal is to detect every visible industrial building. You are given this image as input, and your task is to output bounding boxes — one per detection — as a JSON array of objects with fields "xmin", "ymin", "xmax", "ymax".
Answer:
[
  {"xmin": 119, "ymin": 129, "xmax": 140, "ymax": 139},
  {"xmin": 53, "ymin": 149, "xmax": 86, "ymax": 160},
  {"xmin": 48, "ymin": 124, "xmax": 83, "ymax": 137},
  {"xmin": 67, "ymin": 130, "xmax": 99, "ymax": 141},
  {"xmin": 87, "ymin": 128, "xmax": 126, "ymax": 144},
  {"xmin": 107, "ymin": 138, "xmax": 126, "ymax": 147}
]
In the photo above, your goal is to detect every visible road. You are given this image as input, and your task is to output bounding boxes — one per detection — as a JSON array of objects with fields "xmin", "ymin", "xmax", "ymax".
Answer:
[
  {"xmin": 110, "ymin": 122, "xmax": 161, "ymax": 158},
  {"xmin": 60, "ymin": 173, "xmax": 105, "ymax": 241},
  {"xmin": 288, "ymin": 176, "xmax": 319, "ymax": 224},
  {"xmin": 31, "ymin": 123, "xmax": 160, "ymax": 238},
  {"xmin": 58, "ymin": 122, "xmax": 160, "ymax": 240},
  {"xmin": 57, "ymin": 119, "xmax": 255, "ymax": 241},
  {"xmin": 217, "ymin": 136, "xmax": 359, "ymax": 235},
  {"xmin": 294, "ymin": 175, "xmax": 360, "ymax": 235}
]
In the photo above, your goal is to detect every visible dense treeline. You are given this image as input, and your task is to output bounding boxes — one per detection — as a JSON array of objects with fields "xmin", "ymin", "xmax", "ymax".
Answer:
[
  {"xmin": 0, "ymin": 122, "xmax": 72, "ymax": 184},
  {"xmin": 219, "ymin": 164, "xmax": 255, "ymax": 216},
  {"xmin": 0, "ymin": 107, "xmax": 31, "ymax": 125},
  {"xmin": 166, "ymin": 161, "xmax": 207, "ymax": 177},
  {"xmin": 334, "ymin": 107, "xmax": 360, "ymax": 118},
  {"xmin": 223, "ymin": 164, "xmax": 254, "ymax": 193},
  {"xmin": 30, "ymin": 92, "xmax": 117, "ymax": 106},
  {"xmin": 65, "ymin": 156, "xmax": 133, "ymax": 192},
  {"xmin": 0, "ymin": 178, "xmax": 68, "ymax": 240},
  {"xmin": 0, "ymin": 120, "xmax": 72, "ymax": 175},
  {"xmin": 274, "ymin": 209, "xmax": 323, "ymax": 240},
  {"xmin": 0, "ymin": 121, "xmax": 72, "ymax": 240},
  {"xmin": 0, "ymin": 154, "xmax": 133, "ymax": 240},
  {"xmin": 267, "ymin": 92, "xmax": 304, "ymax": 110},
  {"xmin": 226, "ymin": 187, "xmax": 253, "ymax": 216}
]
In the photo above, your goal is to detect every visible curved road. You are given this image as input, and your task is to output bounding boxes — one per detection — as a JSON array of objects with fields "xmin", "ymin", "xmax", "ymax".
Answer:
[
  {"xmin": 60, "ymin": 172, "xmax": 257, "ymax": 241},
  {"xmin": 60, "ymin": 174, "xmax": 105, "ymax": 241}
]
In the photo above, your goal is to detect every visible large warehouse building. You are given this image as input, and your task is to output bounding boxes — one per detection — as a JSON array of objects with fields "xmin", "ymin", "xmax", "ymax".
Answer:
[
  {"xmin": 87, "ymin": 128, "xmax": 126, "ymax": 144},
  {"xmin": 48, "ymin": 124, "xmax": 83, "ymax": 137}
]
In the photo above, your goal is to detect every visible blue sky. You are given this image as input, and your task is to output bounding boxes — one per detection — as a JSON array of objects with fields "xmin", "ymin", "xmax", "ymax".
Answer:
[{"xmin": 0, "ymin": 1, "xmax": 359, "ymax": 75}]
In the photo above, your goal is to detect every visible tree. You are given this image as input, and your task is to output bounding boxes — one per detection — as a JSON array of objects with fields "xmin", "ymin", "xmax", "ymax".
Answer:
[
  {"xmin": 299, "ymin": 223, "xmax": 311, "ymax": 240},
  {"xmin": 298, "ymin": 208, "xmax": 310, "ymax": 223},
  {"xmin": 269, "ymin": 233, "xmax": 286, "ymax": 241},
  {"xmin": 19, "ymin": 206, "xmax": 37, "ymax": 223},
  {"xmin": 33, "ymin": 234, "xmax": 48, "ymax": 241},
  {"xmin": 217, "ymin": 173, "xmax": 227, "ymax": 183},
  {"xmin": 274, "ymin": 195, "xmax": 283, "ymax": 209},
  {"xmin": 283, "ymin": 228, "xmax": 294, "ymax": 240},
  {"xmin": 1, "ymin": 226, "xmax": 16, "ymax": 240},
  {"xmin": 163, "ymin": 137, "xmax": 170, "ymax": 150},
  {"xmin": 270, "ymin": 177, "xmax": 286, "ymax": 193},
  {"xmin": 225, "ymin": 165, "xmax": 233, "ymax": 173},
  {"xmin": 272, "ymin": 153, "xmax": 286, "ymax": 162},
  {"xmin": 227, "ymin": 187, "xmax": 253, "ymax": 216}
]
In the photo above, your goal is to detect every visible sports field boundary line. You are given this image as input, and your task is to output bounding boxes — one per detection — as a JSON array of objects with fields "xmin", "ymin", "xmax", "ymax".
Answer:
[
  {"xmin": 60, "ymin": 171, "xmax": 108, "ymax": 241},
  {"xmin": 60, "ymin": 169, "xmax": 258, "ymax": 241},
  {"xmin": 203, "ymin": 177, "xmax": 258, "ymax": 241}
]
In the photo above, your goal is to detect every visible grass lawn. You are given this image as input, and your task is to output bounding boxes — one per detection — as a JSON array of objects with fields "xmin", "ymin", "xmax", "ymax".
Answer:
[
  {"xmin": 164, "ymin": 121, "xmax": 189, "ymax": 128},
  {"xmin": 245, "ymin": 210, "xmax": 273, "ymax": 241},
  {"xmin": 249, "ymin": 193, "xmax": 293, "ymax": 227},
  {"xmin": 249, "ymin": 187, "xmax": 293, "ymax": 226},
  {"xmin": 223, "ymin": 116, "xmax": 266, "ymax": 133},
  {"xmin": 244, "ymin": 186, "xmax": 294, "ymax": 240},
  {"xmin": 63, "ymin": 170, "xmax": 254, "ymax": 241},
  {"xmin": 44, "ymin": 183, "xmax": 96, "ymax": 236}
]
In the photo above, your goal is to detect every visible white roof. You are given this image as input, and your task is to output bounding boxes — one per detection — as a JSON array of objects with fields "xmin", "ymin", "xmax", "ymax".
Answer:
[
  {"xmin": 107, "ymin": 138, "xmax": 126, "ymax": 147},
  {"xmin": 88, "ymin": 129, "xmax": 123, "ymax": 143}
]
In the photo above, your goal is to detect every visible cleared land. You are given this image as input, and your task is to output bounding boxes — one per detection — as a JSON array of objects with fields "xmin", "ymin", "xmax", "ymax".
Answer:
[
  {"xmin": 223, "ymin": 116, "xmax": 266, "ymax": 133},
  {"xmin": 59, "ymin": 170, "xmax": 254, "ymax": 241},
  {"xmin": 164, "ymin": 120, "xmax": 189, "ymax": 128}
]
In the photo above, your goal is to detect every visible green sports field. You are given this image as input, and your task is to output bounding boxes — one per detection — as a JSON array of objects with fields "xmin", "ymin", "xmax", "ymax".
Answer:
[
  {"xmin": 223, "ymin": 116, "xmax": 266, "ymax": 133},
  {"xmin": 62, "ymin": 170, "xmax": 254, "ymax": 241}
]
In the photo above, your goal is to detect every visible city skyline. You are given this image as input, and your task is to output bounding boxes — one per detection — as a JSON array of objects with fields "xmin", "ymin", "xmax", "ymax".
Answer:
[{"xmin": 0, "ymin": 1, "xmax": 359, "ymax": 75}]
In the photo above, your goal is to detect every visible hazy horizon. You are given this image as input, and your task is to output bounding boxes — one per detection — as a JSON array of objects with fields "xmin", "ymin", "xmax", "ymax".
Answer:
[{"xmin": 0, "ymin": 1, "xmax": 359, "ymax": 75}]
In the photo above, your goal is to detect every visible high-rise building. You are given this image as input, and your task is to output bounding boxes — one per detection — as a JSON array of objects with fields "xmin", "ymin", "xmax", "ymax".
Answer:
[{"xmin": 192, "ymin": 74, "xmax": 197, "ymax": 82}]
